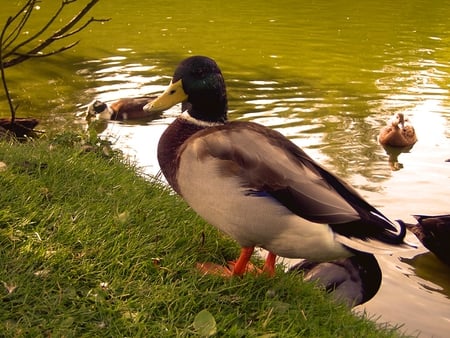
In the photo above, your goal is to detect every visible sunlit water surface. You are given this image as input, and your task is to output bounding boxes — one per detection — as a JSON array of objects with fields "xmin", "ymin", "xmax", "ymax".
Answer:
[{"xmin": 1, "ymin": 1, "xmax": 449, "ymax": 336}]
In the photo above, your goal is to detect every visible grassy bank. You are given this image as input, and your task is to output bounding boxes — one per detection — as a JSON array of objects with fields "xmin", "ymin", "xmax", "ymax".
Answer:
[{"xmin": 0, "ymin": 132, "xmax": 403, "ymax": 337}]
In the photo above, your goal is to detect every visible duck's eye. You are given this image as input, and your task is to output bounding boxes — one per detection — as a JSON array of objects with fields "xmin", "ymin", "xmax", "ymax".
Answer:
[{"xmin": 169, "ymin": 89, "xmax": 176, "ymax": 95}]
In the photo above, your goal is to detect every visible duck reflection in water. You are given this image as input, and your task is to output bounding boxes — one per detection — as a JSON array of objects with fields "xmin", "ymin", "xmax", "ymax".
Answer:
[
  {"xmin": 289, "ymin": 252, "xmax": 381, "ymax": 308},
  {"xmin": 400, "ymin": 252, "xmax": 450, "ymax": 298},
  {"xmin": 381, "ymin": 144, "xmax": 414, "ymax": 171}
]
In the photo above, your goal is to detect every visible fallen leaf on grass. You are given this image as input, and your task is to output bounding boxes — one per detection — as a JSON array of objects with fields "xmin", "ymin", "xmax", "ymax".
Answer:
[
  {"xmin": 0, "ymin": 161, "xmax": 7, "ymax": 172},
  {"xmin": 116, "ymin": 211, "xmax": 130, "ymax": 224},
  {"xmin": 193, "ymin": 309, "xmax": 217, "ymax": 337},
  {"xmin": 34, "ymin": 269, "xmax": 50, "ymax": 277},
  {"xmin": 3, "ymin": 282, "xmax": 17, "ymax": 294}
]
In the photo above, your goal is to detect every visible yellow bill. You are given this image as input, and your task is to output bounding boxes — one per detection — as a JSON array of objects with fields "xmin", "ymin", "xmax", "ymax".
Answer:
[{"xmin": 144, "ymin": 79, "xmax": 187, "ymax": 112}]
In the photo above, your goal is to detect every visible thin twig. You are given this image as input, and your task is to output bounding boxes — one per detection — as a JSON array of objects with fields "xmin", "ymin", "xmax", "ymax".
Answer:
[
  {"xmin": 4, "ymin": 1, "xmax": 73, "ymax": 59},
  {"xmin": 3, "ymin": 0, "xmax": 106, "ymax": 68},
  {"xmin": 0, "ymin": 0, "xmax": 107, "ymax": 121},
  {"xmin": 12, "ymin": 40, "xmax": 80, "ymax": 58},
  {"xmin": 3, "ymin": 0, "xmax": 36, "ymax": 49},
  {"xmin": 0, "ymin": 17, "xmax": 17, "ymax": 121}
]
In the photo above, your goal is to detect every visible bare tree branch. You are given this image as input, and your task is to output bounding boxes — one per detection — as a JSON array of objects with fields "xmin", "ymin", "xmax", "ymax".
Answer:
[
  {"xmin": 3, "ymin": 0, "xmax": 36, "ymax": 49},
  {"xmin": 4, "ymin": 1, "xmax": 68, "ymax": 58},
  {"xmin": 0, "ymin": 17, "xmax": 16, "ymax": 121},
  {"xmin": 13, "ymin": 40, "xmax": 80, "ymax": 58},
  {"xmin": 3, "ymin": 0, "xmax": 107, "ymax": 68},
  {"xmin": 0, "ymin": 0, "xmax": 108, "ymax": 121}
]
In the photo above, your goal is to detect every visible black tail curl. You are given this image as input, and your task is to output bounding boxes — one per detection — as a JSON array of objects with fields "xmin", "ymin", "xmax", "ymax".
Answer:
[{"xmin": 391, "ymin": 219, "xmax": 407, "ymax": 244}]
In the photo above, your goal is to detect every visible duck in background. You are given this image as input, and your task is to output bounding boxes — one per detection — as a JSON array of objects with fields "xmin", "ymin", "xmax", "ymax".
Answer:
[
  {"xmin": 86, "ymin": 96, "xmax": 161, "ymax": 121},
  {"xmin": 405, "ymin": 215, "xmax": 450, "ymax": 266},
  {"xmin": 378, "ymin": 112, "xmax": 417, "ymax": 148},
  {"xmin": 289, "ymin": 252, "xmax": 381, "ymax": 307},
  {"xmin": 378, "ymin": 112, "xmax": 417, "ymax": 170}
]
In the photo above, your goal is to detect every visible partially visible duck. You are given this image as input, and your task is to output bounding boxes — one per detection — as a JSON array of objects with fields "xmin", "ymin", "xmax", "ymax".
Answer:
[
  {"xmin": 144, "ymin": 56, "xmax": 412, "ymax": 277},
  {"xmin": 289, "ymin": 252, "xmax": 381, "ymax": 307},
  {"xmin": 86, "ymin": 96, "xmax": 160, "ymax": 121},
  {"xmin": 405, "ymin": 215, "xmax": 450, "ymax": 266},
  {"xmin": 378, "ymin": 112, "xmax": 417, "ymax": 147}
]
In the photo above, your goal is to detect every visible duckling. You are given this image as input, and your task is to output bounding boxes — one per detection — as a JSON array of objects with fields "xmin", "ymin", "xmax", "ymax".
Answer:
[
  {"xmin": 86, "ymin": 96, "xmax": 160, "ymax": 121},
  {"xmin": 144, "ymin": 56, "xmax": 413, "ymax": 277},
  {"xmin": 289, "ymin": 252, "xmax": 381, "ymax": 307},
  {"xmin": 405, "ymin": 215, "xmax": 450, "ymax": 266},
  {"xmin": 378, "ymin": 112, "xmax": 417, "ymax": 147}
]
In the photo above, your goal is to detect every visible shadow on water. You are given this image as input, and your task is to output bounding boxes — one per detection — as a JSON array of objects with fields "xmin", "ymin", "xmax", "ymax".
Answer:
[{"xmin": 401, "ymin": 253, "xmax": 450, "ymax": 299}]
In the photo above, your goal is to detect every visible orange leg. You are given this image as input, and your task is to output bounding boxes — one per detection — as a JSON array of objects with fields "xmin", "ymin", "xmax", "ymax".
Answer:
[
  {"xmin": 263, "ymin": 252, "xmax": 277, "ymax": 276},
  {"xmin": 196, "ymin": 247, "xmax": 276, "ymax": 277},
  {"xmin": 231, "ymin": 247, "xmax": 255, "ymax": 276}
]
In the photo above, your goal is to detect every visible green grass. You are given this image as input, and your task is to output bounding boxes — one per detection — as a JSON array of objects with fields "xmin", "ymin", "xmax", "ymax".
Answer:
[{"xmin": 0, "ymin": 132, "xmax": 404, "ymax": 337}]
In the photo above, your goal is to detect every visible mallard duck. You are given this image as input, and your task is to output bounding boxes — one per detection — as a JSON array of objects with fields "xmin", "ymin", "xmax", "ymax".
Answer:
[
  {"xmin": 144, "ymin": 56, "xmax": 412, "ymax": 277},
  {"xmin": 86, "ymin": 96, "xmax": 160, "ymax": 121},
  {"xmin": 378, "ymin": 112, "xmax": 417, "ymax": 147},
  {"xmin": 405, "ymin": 215, "xmax": 450, "ymax": 266},
  {"xmin": 289, "ymin": 252, "xmax": 381, "ymax": 307}
]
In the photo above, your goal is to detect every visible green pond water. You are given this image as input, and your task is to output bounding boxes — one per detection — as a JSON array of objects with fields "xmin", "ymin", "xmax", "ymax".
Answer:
[{"xmin": 1, "ymin": 1, "xmax": 449, "ymax": 336}]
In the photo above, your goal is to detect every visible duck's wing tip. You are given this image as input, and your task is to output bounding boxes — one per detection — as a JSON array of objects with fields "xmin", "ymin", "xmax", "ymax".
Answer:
[{"xmin": 335, "ymin": 232, "xmax": 417, "ymax": 255}]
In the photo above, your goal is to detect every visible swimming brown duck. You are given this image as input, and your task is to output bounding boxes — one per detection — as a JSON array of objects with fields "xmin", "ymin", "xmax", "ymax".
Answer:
[
  {"xmin": 378, "ymin": 112, "xmax": 417, "ymax": 147},
  {"xmin": 144, "ymin": 56, "xmax": 413, "ymax": 277},
  {"xmin": 86, "ymin": 96, "xmax": 160, "ymax": 121},
  {"xmin": 406, "ymin": 215, "xmax": 450, "ymax": 266}
]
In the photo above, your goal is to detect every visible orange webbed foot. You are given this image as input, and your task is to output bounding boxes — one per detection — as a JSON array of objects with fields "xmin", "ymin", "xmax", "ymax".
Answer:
[
  {"xmin": 196, "ymin": 262, "xmax": 234, "ymax": 277},
  {"xmin": 195, "ymin": 261, "xmax": 261, "ymax": 277},
  {"xmin": 196, "ymin": 248, "xmax": 277, "ymax": 277}
]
